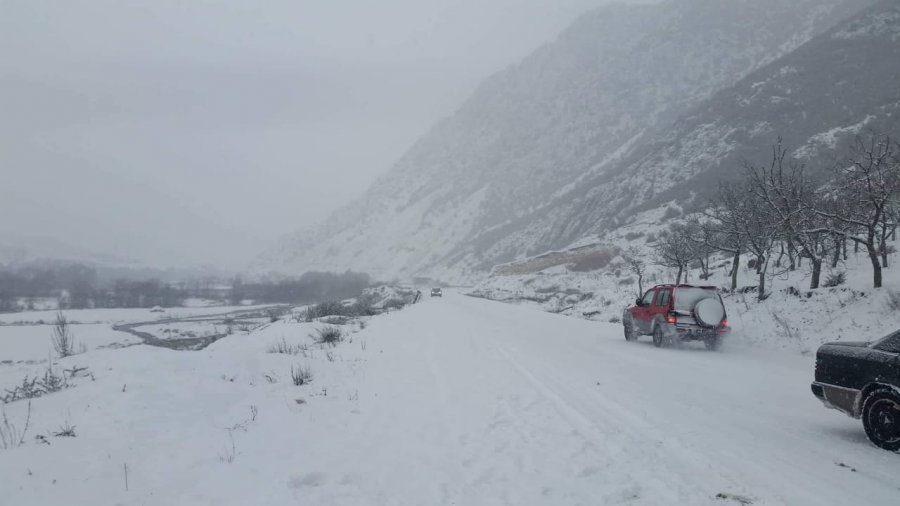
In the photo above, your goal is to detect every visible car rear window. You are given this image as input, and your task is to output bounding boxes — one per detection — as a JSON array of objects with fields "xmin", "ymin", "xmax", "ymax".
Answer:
[{"xmin": 673, "ymin": 287, "xmax": 718, "ymax": 310}]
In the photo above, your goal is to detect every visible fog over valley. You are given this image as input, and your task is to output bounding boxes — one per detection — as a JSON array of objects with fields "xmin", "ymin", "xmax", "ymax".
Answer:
[{"xmin": 1, "ymin": 0, "xmax": 625, "ymax": 270}]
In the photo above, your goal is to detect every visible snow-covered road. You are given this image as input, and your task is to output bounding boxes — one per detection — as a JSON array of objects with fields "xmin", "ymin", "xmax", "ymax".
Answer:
[
  {"xmin": 2, "ymin": 291, "xmax": 899, "ymax": 505},
  {"xmin": 289, "ymin": 291, "xmax": 900, "ymax": 505}
]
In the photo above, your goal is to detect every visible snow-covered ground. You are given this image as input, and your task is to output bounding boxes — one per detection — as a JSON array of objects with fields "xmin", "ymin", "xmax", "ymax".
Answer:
[
  {"xmin": 0, "ymin": 306, "xmax": 276, "ymax": 363},
  {"xmin": 1, "ymin": 291, "xmax": 898, "ymax": 505},
  {"xmin": 0, "ymin": 324, "xmax": 139, "ymax": 363},
  {"xmin": 0, "ymin": 305, "xmax": 271, "ymax": 326}
]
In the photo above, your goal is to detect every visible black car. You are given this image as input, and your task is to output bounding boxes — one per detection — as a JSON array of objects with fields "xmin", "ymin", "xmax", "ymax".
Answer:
[
  {"xmin": 811, "ymin": 330, "xmax": 900, "ymax": 451},
  {"xmin": 431, "ymin": 288, "xmax": 442, "ymax": 297}
]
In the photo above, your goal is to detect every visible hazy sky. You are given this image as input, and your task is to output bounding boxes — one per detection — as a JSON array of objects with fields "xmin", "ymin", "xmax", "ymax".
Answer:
[{"xmin": 1, "ymin": 0, "xmax": 622, "ymax": 270}]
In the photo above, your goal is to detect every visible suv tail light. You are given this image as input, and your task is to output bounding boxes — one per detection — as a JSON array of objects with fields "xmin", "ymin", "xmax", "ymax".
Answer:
[{"xmin": 721, "ymin": 319, "xmax": 728, "ymax": 327}]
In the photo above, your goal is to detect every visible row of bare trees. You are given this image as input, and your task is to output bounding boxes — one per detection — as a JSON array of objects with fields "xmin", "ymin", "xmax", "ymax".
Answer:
[{"xmin": 646, "ymin": 133, "xmax": 899, "ymax": 301}]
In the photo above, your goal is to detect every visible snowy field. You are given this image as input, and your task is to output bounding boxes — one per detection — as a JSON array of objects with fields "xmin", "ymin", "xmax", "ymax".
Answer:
[
  {"xmin": 0, "ymin": 305, "xmax": 277, "ymax": 362},
  {"xmin": 0, "ymin": 305, "xmax": 271, "ymax": 325},
  {"xmin": 1, "ymin": 291, "xmax": 899, "ymax": 505},
  {"xmin": 0, "ymin": 324, "xmax": 139, "ymax": 364}
]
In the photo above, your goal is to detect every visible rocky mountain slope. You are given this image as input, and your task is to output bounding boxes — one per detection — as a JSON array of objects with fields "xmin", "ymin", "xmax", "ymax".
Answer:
[
  {"xmin": 260, "ymin": 0, "xmax": 878, "ymax": 281},
  {"xmin": 488, "ymin": 0, "xmax": 900, "ymax": 264}
]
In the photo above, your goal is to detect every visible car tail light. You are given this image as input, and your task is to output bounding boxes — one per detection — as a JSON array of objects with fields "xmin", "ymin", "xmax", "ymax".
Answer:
[
  {"xmin": 665, "ymin": 312, "xmax": 677, "ymax": 324},
  {"xmin": 721, "ymin": 319, "xmax": 728, "ymax": 327}
]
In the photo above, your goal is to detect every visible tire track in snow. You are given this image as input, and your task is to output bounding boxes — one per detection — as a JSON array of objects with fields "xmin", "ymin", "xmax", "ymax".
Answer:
[{"xmin": 495, "ymin": 345, "xmax": 757, "ymax": 505}]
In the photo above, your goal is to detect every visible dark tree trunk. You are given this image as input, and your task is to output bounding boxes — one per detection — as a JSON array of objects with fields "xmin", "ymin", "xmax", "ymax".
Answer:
[
  {"xmin": 730, "ymin": 252, "xmax": 740, "ymax": 291},
  {"xmin": 810, "ymin": 258, "xmax": 822, "ymax": 290},
  {"xmin": 757, "ymin": 256, "xmax": 767, "ymax": 302},
  {"xmin": 676, "ymin": 266, "xmax": 683, "ymax": 285},
  {"xmin": 831, "ymin": 235, "xmax": 841, "ymax": 269},
  {"xmin": 864, "ymin": 238, "xmax": 882, "ymax": 288},
  {"xmin": 787, "ymin": 240, "xmax": 796, "ymax": 271}
]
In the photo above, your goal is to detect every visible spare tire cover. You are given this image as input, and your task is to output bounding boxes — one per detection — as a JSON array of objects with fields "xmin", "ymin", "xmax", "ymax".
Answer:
[{"xmin": 694, "ymin": 298, "xmax": 725, "ymax": 327}]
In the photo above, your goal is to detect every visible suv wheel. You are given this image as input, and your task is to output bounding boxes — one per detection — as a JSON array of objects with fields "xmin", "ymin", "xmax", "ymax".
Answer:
[
  {"xmin": 862, "ymin": 390, "xmax": 900, "ymax": 451},
  {"xmin": 623, "ymin": 317, "xmax": 638, "ymax": 342},
  {"xmin": 652, "ymin": 325, "xmax": 665, "ymax": 348}
]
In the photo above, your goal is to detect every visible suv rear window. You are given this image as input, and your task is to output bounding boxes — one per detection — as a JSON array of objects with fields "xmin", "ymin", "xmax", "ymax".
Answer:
[{"xmin": 673, "ymin": 287, "xmax": 718, "ymax": 310}]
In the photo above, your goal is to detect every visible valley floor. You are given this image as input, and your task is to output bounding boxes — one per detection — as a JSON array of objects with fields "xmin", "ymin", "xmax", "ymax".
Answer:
[{"xmin": 2, "ymin": 292, "xmax": 899, "ymax": 505}]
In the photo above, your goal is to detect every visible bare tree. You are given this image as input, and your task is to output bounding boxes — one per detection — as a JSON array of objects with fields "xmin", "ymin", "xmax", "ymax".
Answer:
[
  {"xmin": 51, "ymin": 311, "xmax": 75, "ymax": 358},
  {"xmin": 681, "ymin": 218, "xmax": 716, "ymax": 280},
  {"xmin": 622, "ymin": 246, "xmax": 647, "ymax": 295},
  {"xmin": 746, "ymin": 141, "xmax": 828, "ymax": 288},
  {"xmin": 656, "ymin": 226, "xmax": 694, "ymax": 284},
  {"xmin": 811, "ymin": 134, "xmax": 900, "ymax": 288},
  {"xmin": 741, "ymin": 189, "xmax": 780, "ymax": 300},
  {"xmin": 702, "ymin": 183, "xmax": 750, "ymax": 291}
]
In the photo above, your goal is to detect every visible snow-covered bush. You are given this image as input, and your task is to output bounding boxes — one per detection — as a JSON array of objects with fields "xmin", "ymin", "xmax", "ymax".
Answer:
[
  {"xmin": 823, "ymin": 271, "xmax": 847, "ymax": 288},
  {"xmin": 267, "ymin": 338, "xmax": 300, "ymax": 355},
  {"xmin": 2, "ymin": 365, "xmax": 71, "ymax": 404},
  {"xmin": 290, "ymin": 364, "xmax": 313, "ymax": 386},
  {"xmin": 0, "ymin": 402, "xmax": 30, "ymax": 450},
  {"xmin": 315, "ymin": 326, "xmax": 343, "ymax": 345},
  {"xmin": 51, "ymin": 312, "xmax": 76, "ymax": 358}
]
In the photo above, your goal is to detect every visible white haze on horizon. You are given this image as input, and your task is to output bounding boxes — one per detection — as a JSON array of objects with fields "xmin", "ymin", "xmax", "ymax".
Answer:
[{"xmin": 0, "ymin": 0, "xmax": 652, "ymax": 271}]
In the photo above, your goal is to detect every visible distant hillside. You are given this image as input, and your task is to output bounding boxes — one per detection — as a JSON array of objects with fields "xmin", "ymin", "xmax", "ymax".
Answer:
[
  {"xmin": 492, "ymin": 0, "xmax": 900, "ymax": 261},
  {"xmin": 259, "ymin": 0, "xmax": 876, "ymax": 281}
]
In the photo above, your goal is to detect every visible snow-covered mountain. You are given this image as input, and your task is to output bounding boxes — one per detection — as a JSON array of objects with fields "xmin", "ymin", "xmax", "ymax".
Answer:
[
  {"xmin": 490, "ymin": 0, "xmax": 900, "ymax": 263},
  {"xmin": 260, "ymin": 0, "xmax": 879, "ymax": 281}
]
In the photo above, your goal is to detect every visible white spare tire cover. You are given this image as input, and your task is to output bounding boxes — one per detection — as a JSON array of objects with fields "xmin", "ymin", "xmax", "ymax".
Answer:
[{"xmin": 694, "ymin": 298, "xmax": 725, "ymax": 327}]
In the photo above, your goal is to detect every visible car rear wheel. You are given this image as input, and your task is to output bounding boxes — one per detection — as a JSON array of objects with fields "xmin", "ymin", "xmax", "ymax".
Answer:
[{"xmin": 862, "ymin": 390, "xmax": 900, "ymax": 452}]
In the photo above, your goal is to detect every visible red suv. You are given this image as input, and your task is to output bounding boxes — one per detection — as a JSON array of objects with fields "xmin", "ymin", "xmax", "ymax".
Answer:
[{"xmin": 622, "ymin": 284, "xmax": 729, "ymax": 350}]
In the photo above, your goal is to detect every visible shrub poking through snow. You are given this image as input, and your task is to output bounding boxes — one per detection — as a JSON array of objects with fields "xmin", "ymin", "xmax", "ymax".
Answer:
[
  {"xmin": 2, "ymin": 364, "xmax": 71, "ymax": 404},
  {"xmin": 823, "ymin": 272, "xmax": 847, "ymax": 288},
  {"xmin": 51, "ymin": 312, "xmax": 76, "ymax": 358},
  {"xmin": 53, "ymin": 421, "xmax": 76, "ymax": 438},
  {"xmin": 0, "ymin": 401, "xmax": 31, "ymax": 450},
  {"xmin": 305, "ymin": 301, "xmax": 348, "ymax": 321},
  {"xmin": 267, "ymin": 338, "xmax": 299, "ymax": 355},
  {"xmin": 315, "ymin": 326, "xmax": 343, "ymax": 345},
  {"xmin": 382, "ymin": 298, "xmax": 406, "ymax": 311},
  {"xmin": 291, "ymin": 365, "xmax": 313, "ymax": 386}
]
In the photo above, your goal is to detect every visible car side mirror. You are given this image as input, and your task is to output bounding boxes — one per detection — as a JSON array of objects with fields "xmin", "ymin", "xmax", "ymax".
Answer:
[{"xmin": 635, "ymin": 298, "xmax": 643, "ymax": 306}]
